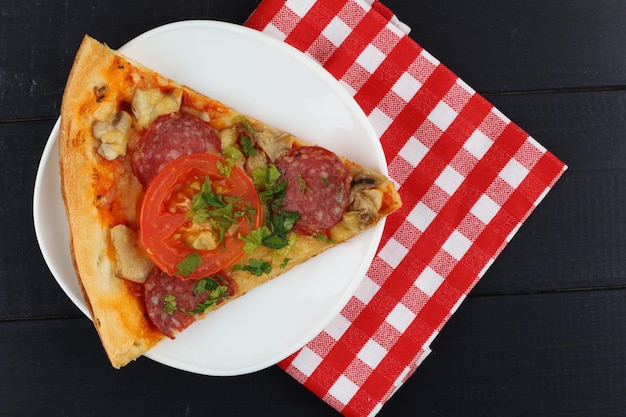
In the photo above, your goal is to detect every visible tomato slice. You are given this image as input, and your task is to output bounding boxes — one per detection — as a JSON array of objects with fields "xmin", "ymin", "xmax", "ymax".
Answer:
[{"xmin": 140, "ymin": 153, "xmax": 262, "ymax": 279}]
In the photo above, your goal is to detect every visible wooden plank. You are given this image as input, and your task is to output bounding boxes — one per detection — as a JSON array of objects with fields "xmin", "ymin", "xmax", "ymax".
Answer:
[
  {"xmin": 381, "ymin": 289, "xmax": 626, "ymax": 416},
  {"xmin": 0, "ymin": 119, "xmax": 81, "ymax": 319},
  {"xmin": 0, "ymin": 0, "xmax": 260, "ymax": 121},
  {"xmin": 3, "ymin": 290, "xmax": 626, "ymax": 416},
  {"xmin": 4, "ymin": 0, "xmax": 626, "ymax": 120},
  {"xmin": 405, "ymin": 0, "xmax": 626, "ymax": 93},
  {"xmin": 0, "ymin": 317, "xmax": 338, "ymax": 417},
  {"xmin": 476, "ymin": 90, "xmax": 626, "ymax": 295}
]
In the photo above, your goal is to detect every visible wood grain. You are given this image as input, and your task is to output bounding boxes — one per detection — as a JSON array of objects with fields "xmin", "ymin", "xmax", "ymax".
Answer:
[{"xmin": 2, "ymin": 0, "xmax": 626, "ymax": 415}]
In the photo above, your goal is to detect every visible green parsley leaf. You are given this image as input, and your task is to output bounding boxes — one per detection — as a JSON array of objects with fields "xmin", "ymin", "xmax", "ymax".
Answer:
[
  {"xmin": 297, "ymin": 174, "xmax": 310, "ymax": 194},
  {"xmin": 248, "ymin": 164, "xmax": 303, "ymax": 254},
  {"xmin": 193, "ymin": 277, "xmax": 217, "ymax": 294},
  {"xmin": 190, "ymin": 177, "xmax": 218, "ymax": 214},
  {"xmin": 273, "ymin": 233, "xmax": 297, "ymax": 259},
  {"xmin": 251, "ymin": 164, "xmax": 289, "ymax": 213},
  {"xmin": 189, "ymin": 177, "xmax": 229, "ymax": 223},
  {"xmin": 186, "ymin": 176, "xmax": 254, "ymax": 247},
  {"xmin": 314, "ymin": 234, "xmax": 336, "ymax": 245},
  {"xmin": 183, "ymin": 276, "xmax": 231, "ymax": 315},
  {"xmin": 251, "ymin": 164, "xmax": 282, "ymax": 191},
  {"xmin": 240, "ymin": 226, "xmax": 272, "ymax": 253},
  {"xmin": 240, "ymin": 135, "xmax": 257, "ymax": 156},
  {"xmin": 232, "ymin": 115, "xmax": 257, "ymax": 135},
  {"xmin": 175, "ymin": 252, "xmax": 203, "ymax": 277},
  {"xmin": 223, "ymin": 145, "xmax": 244, "ymax": 160},
  {"xmin": 321, "ymin": 176, "xmax": 329, "ymax": 187},
  {"xmin": 240, "ymin": 224, "xmax": 292, "ymax": 253},
  {"xmin": 233, "ymin": 259, "xmax": 272, "ymax": 276},
  {"xmin": 271, "ymin": 210, "xmax": 299, "ymax": 237},
  {"xmin": 163, "ymin": 294, "xmax": 177, "ymax": 315},
  {"xmin": 217, "ymin": 146, "xmax": 244, "ymax": 177},
  {"xmin": 279, "ymin": 258, "xmax": 290, "ymax": 269},
  {"xmin": 261, "ymin": 233, "xmax": 289, "ymax": 249}
]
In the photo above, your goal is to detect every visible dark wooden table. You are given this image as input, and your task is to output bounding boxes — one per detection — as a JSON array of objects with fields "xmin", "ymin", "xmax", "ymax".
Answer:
[{"xmin": 3, "ymin": 1, "xmax": 626, "ymax": 415}]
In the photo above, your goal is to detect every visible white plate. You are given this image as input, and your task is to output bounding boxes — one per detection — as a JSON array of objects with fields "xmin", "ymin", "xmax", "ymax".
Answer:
[{"xmin": 33, "ymin": 21, "xmax": 386, "ymax": 376}]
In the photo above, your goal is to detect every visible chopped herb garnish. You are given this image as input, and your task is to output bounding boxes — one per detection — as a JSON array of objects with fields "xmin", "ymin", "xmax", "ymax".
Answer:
[
  {"xmin": 270, "ymin": 210, "xmax": 299, "ymax": 238},
  {"xmin": 261, "ymin": 233, "xmax": 290, "ymax": 250},
  {"xmin": 280, "ymin": 258, "xmax": 290, "ymax": 269},
  {"xmin": 240, "ymin": 226, "xmax": 271, "ymax": 253},
  {"xmin": 240, "ymin": 225, "xmax": 291, "ymax": 253},
  {"xmin": 189, "ymin": 177, "xmax": 223, "ymax": 219},
  {"xmin": 175, "ymin": 252, "xmax": 203, "ymax": 277},
  {"xmin": 217, "ymin": 146, "xmax": 244, "ymax": 177},
  {"xmin": 182, "ymin": 276, "xmax": 231, "ymax": 315},
  {"xmin": 248, "ymin": 164, "xmax": 300, "ymax": 250},
  {"xmin": 251, "ymin": 164, "xmax": 282, "ymax": 194},
  {"xmin": 186, "ymin": 176, "xmax": 255, "ymax": 247},
  {"xmin": 240, "ymin": 135, "xmax": 257, "ymax": 156},
  {"xmin": 163, "ymin": 294, "xmax": 177, "ymax": 315},
  {"xmin": 233, "ymin": 259, "xmax": 272, "ymax": 276},
  {"xmin": 321, "ymin": 176, "xmax": 329, "ymax": 187},
  {"xmin": 314, "ymin": 234, "xmax": 336, "ymax": 244},
  {"xmin": 232, "ymin": 115, "xmax": 257, "ymax": 136},
  {"xmin": 297, "ymin": 174, "xmax": 310, "ymax": 194}
]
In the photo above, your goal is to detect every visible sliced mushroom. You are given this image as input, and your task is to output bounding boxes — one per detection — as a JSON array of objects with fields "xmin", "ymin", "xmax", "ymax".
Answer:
[
  {"xmin": 93, "ymin": 111, "xmax": 133, "ymax": 160},
  {"xmin": 255, "ymin": 126, "xmax": 294, "ymax": 162},
  {"xmin": 348, "ymin": 172, "xmax": 385, "ymax": 226},
  {"xmin": 245, "ymin": 151, "xmax": 268, "ymax": 175},
  {"xmin": 110, "ymin": 224, "xmax": 154, "ymax": 284}
]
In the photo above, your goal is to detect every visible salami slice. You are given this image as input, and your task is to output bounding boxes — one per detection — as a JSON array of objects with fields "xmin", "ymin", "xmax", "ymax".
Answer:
[
  {"xmin": 131, "ymin": 112, "xmax": 222, "ymax": 187},
  {"xmin": 144, "ymin": 268, "xmax": 234, "ymax": 339},
  {"xmin": 275, "ymin": 146, "xmax": 352, "ymax": 235}
]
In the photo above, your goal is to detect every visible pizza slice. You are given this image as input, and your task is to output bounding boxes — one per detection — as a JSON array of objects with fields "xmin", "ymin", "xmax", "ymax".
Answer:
[{"xmin": 59, "ymin": 35, "xmax": 402, "ymax": 369}]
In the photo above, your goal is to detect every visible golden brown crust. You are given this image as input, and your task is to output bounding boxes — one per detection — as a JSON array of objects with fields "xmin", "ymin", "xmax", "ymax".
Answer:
[
  {"xmin": 60, "ymin": 35, "xmax": 401, "ymax": 369},
  {"xmin": 60, "ymin": 36, "xmax": 163, "ymax": 368}
]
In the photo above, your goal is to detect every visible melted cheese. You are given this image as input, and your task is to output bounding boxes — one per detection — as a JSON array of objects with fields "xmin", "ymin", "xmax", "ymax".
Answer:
[{"xmin": 131, "ymin": 87, "xmax": 183, "ymax": 129}]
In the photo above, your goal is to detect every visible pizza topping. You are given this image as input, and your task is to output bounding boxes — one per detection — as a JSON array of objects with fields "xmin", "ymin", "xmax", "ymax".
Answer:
[
  {"xmin": 93, "ymin": 110, "xmax": 133, "ymax": 160},
  {"xmin": 352, "ymin": 188, "xmax": 384, "ymax": 223},
  {"xmin": 240, "ymin": 225, "xmax": 292, "ymax": 253},
  {"xmin": 110, "ymin": 224, "xmax": 154, "ymax": 283},
  {"xmin": 217, "ymin": 146, "xmax": 245, "ymax": 177},
  {"xmin": 233, "ymin": 259, "xmax": 272, "ymax": 276},
  {"xmin": 275, "ymin": 146, "xmax": 352, "ymax": 235},
  {"xmin": 175, "ymin": 252, "xmax": 202, "ymax": 277},
  {"xmin": 183, "ymin": 275, "xmax": 233, "ymax": 315},
  {"xmin": 255, "ymin": 125, "xmax": 295, "ymax": 162},
  {"xmin": 144, "ymin": 268, "xmax": 234, "ymax": 339},
  {"xmin": 131, "ymin": 87, "xmax": 183, "ymax": 129},
  {"xmin": 314, "ymin": 233, "xmax": 336, "ymax": 244},
  {"xmin": 174, "ymin": 175, "xmax": 256, "ymax": 252},
  {"xmin": 131, "ymin": 111, "xmax": 222, "ymax": 188},
  {"xmin": 249, "ymin": 164, "xmax": 300, "ymax": 249},
  {"xmin": 140, "ymin": 153, "xmax": 262, "ymax": 279},
  {"xmin": 348, "ymin": 172, "xmax": 386, "ymax": 226}
]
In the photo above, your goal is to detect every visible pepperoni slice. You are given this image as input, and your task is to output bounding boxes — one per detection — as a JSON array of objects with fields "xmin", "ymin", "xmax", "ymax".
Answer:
[
  {"xmin": 144, "ymin": 268, "xmax": 234, "ymax": 339},
  {"xmin": 131, "ymin": 112, "xmax": 222, "ymax": 188},
  {"xmin": 275, "ymin": 146, "xmax": 352, "ymax": 235}
]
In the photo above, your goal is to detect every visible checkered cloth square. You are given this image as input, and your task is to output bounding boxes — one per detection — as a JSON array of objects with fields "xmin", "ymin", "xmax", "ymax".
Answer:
[{"xmin": 246, "ymin": 1, "xmax": 567, "ymax": 415}]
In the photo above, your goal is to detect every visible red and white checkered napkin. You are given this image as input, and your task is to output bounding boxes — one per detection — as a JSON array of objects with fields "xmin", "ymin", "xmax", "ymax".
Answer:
[{"xmin": 246, "ymin": 1, "xmax": 566, "ymax": 415}]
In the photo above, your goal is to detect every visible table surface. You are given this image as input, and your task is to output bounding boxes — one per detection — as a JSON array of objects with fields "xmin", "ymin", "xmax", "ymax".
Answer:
[{"xmin": 3, "ymin": 1, "xmax": 626, "ymax": 416}]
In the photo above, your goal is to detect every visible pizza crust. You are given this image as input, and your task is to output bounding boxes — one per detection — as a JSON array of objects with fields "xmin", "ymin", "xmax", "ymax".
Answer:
[
  {"xmin": 60, "ymin": 36, "xmax": 164, "ymax": 368},
  {"xmin": 59, "ymin": 35, "xmax": 401, "ymax": 369}
]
